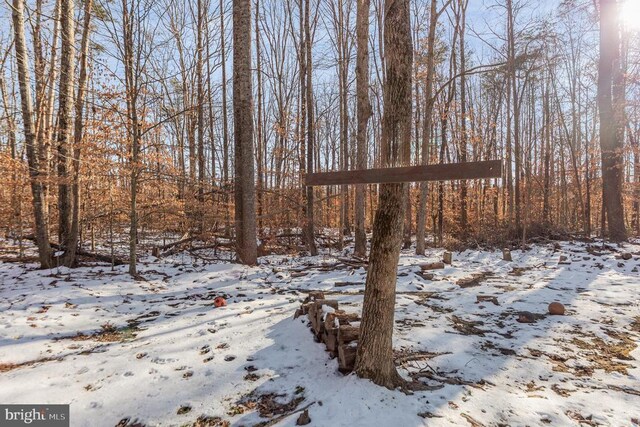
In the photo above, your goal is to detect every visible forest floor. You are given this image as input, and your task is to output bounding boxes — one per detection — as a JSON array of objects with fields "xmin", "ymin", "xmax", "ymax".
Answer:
[{"xmin": 0, "ymin": 238, "xmax": 639, "ymax": 426}]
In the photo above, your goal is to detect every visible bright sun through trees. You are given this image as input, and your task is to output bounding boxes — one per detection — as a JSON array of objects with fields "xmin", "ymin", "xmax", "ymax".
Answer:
[{"xmin": 622, "ymin": 0, "xmax": 640, "ymax": 29}]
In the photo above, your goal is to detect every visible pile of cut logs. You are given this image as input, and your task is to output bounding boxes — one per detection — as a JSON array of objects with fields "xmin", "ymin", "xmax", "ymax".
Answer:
[{"xmin": 294, "ymin": 292, "xmax": 360, "ymax": 373}]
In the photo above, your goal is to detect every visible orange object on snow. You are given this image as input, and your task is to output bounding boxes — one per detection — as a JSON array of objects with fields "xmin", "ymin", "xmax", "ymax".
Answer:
[{"xmin": 213, "ymin": 296, "xmax": 227, "ymax": 307}]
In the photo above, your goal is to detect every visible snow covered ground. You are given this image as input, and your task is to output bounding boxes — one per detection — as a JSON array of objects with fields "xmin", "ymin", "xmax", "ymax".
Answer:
[{"xmin": 0, "ymin": 240, "xmax": 639, "ymax": 426}]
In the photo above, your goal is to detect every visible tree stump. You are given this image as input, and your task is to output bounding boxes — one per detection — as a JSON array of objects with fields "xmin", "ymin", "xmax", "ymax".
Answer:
[{"xmin": 443, "ymin": 251, "xmax": 452, "ymax": 264}]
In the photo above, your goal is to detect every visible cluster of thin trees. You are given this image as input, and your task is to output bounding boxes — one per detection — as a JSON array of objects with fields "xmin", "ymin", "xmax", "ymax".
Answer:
[{"xmin": 0, "ymin": 0, "xmax": 638, "ymax": 272}]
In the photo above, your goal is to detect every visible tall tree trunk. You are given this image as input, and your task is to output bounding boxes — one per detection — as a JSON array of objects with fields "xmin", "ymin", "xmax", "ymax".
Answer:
[
  {"xmin": 221, "ymin": 0, "xmax": 231, "ymax": 236},
  {"xmin": 542, "ymin": 69, "xmax": 551, "ymax": 226},
  {"xmin": 304, "ymin": 0, "xmax": 318, "ymax": 255},
  {"xmin": 42, "ymin": 0, "xmax": 62, "ymax": 228},
  {"xmin": 298, "ymin": 0, "xmax": 308, "ymax": 248},
  {"xmin": 233, "ymin": 0, "xmax": 258, "ymax": 264},
  {"xmin": 255, "ymin": 0, "xmax": 264, "ymax": 234},
  {"xmin": 355, "ymin": 0, "xmax": 412, "ymax": 389},
  {"xmin": 631, "ymin": 124, "xmax": 639, "ymax": 235},
  {"xmin": 122, "ymin": 0, "xmax": 141, "ymax": 275},
  {"xmin": 506, "ymin": 0, "xmax": 521, "ymax": 232},
  {"xmin": 197, "ymin": 0, "xmax": 206, "ymax": 232},
  {"xmin": 12, "ymin": 0, "xmax": 53, "ymax": 268},
  {"xmin": 598, "ymin": 0, "xmax": 627, "ymax": 241},
  {"xmin": 458, "ymin": 0, "xmax": 468, "ymax": 234},
  {"xmin": 64, "ymin": 0, "xmax": 93, "ymax": 267},
  {"xmin": 57, "ymin": 0, "xmax": 76, "ymax": 265},
  {"xmin": 354, "ymin": 0, "xmax": 371, "ymax": 258},
  {"xmin": 416, "ymin": 0, "xmax": 438, "ymax": 255},
  {"xmin": 338, "ymin": 0, "xmax": 351, "ymax": 238}
]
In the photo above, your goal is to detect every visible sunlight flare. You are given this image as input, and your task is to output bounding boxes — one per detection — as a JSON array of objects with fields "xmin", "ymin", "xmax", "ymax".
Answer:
[{"xmin": 621, "ymin": 0, "xmax": 640, "ymax": 30}]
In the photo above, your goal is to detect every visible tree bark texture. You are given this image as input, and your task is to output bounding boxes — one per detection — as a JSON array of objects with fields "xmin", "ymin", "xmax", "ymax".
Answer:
[{"xmin": 355, "ymin": 0, "xmax": 412, "ymax": 389}]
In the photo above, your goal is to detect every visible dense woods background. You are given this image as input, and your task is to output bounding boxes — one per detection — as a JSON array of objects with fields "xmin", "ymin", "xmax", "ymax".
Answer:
[{"xmin": 0, "ymin": 0, "xmax": 639, "ymax": 269}]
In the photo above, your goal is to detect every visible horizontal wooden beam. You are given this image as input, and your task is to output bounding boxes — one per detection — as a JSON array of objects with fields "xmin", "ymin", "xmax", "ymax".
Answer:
[{"xmin": 305, "ymin": 160, "xmax": 502, "ymax": 186}]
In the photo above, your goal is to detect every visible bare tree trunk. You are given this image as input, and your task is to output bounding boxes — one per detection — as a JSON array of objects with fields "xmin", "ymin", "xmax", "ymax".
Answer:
[
  {"xmin": 122, "ymin": 0, "xmax": 141, "ymax": 275},
  {"xmin": 304, "ymin": 0, "xmax": 318, "ymax": 255},
  {"xmin": 403, "ymin": 184, "xmax": 411, "ymax": 249},
  {"xmin": 12, "ymin": 0, "xmax": 53, "ymax": 268},
  {"xmin": 355, "ymin": 0, "xmax": 412, "ymax": 389},
  {"xmin": 598, "ymin": 0, "xmax": 627, "ymax": 241},
  {"xmin": 64, "ymin": 0, "xmax": 93, "ymax": 267},
  {"xmin": 416, "ymin": 0, "xmax": 439, "ymax": 255},
  {"xmin": 458, "ymin": 0, "xmax": 468, "ymax": 234},
  {"xmin": 298, "ymin": 0, "xmax": 307, "ymax": 248},
  {"xmin": 57, "ymin": 0, "xmax": 76, "ymax": 265},
  {"xmin": 233, "ymin": 0, "xmax": 258, "ymax": 264},
  {"xmin": 506, "ymin": 0, "xmax": 521, "ymax": 232},
  {"xmin": 542, "ymin": 67, "xmax": 551, "ymax": 226},
  {"xmin": 205, "ymin": 18, "xmax": 217, "ymax": 191},
  {"xmin": 631, "ymin": 124, "xmax": 639, "ymax": 235},
  {"xmin": 42, "ymin": 0, "xmax": 62, "ymax": 229},
  {"xmin": 354, "ymin": 0, "xmax": 371, "ymax": 258},
  {"xmin": 197, "ymin": 0, "xmax": 206, "ymax": 232},
  {"xmin": 255, "ymin": 0, "xmax": 264, "ymax": 234},
  {"xmin": 338, "ymin": 0, "xmax": 351, "ymax": 238},
  {"xmin": 221, "ymin": 0, "xmax": 231, "ymax": 236}
]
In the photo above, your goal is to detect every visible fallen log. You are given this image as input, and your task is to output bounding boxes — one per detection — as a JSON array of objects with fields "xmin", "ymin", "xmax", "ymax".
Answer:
[
  {"xmin": 476, "ymin": 295, "xmax": 499, "ymax": 306},
  {"xmin": 334, "ymin": 281, "xmax": 361, "ymax": 287},
  {"xmin": 156, "ymin": 234, "xmax": 194, "ymax": 251},
  {"xmin": 420, "ymin": 262, "xmax": 445, "ymax": 271},
  {"xmin": 457, "ymin": 272, "xmax": 493, "ymax": 288},
  {"xmin": 24, "ymin": 236, "xmax": 126, "ymax": 266},
  {"xmin": 76, "ymin": 248, "xmax": 126, "ymax": 266}
]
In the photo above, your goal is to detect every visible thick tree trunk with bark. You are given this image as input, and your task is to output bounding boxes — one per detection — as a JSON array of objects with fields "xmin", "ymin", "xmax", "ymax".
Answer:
[
  {"xmin": 121, "ymin": 0, "xmax": 141, "ymax": 276},
  {"xmin": 304, "ymin": 0, "xmax": 318, "ymax": 255},
  {"xmin": 12, "ymin": 0, "xmax": 53, "ymax": 268},
  {"xmin": 355, "ymin": 0, "xmax": 412, "ymax": 389},
  {"xmin": 64, "ymin": 0, "xmax": 93, "ymax": 267},
  {"xmin": 458, "ymin": 0, "xmax": 468, "ymax": 234},
  {"xmin": 233, "ymin": 0, "xmax": 258, "ymax": 264},
  {"xmin": 416, "ymin": 0, "xmax": 438, "ymax": 255},
  {"xmin": 598, "ymin": 0, "xmax": 627, "ymax": 242},
  {"xmin": 506, "ymin": 0, "xmax": 521, "ymax": 232},
  {"xmin": 354, "ymin": 0, "xmax": 371, "ymax": 258},
  {"xmin": 542, "ymin": 69, "xmax": 551, "ymax": 225},
  {"xmin": 196, "ymin": 0, "xmax": 206, "ymax": 229},
  {"xmin": 57, "ymin": 0, "xmax": 76, "ymax": 266},
  {"xmin": 221, "ymin": 0, "xmax": 231, "ymax": 236}
]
